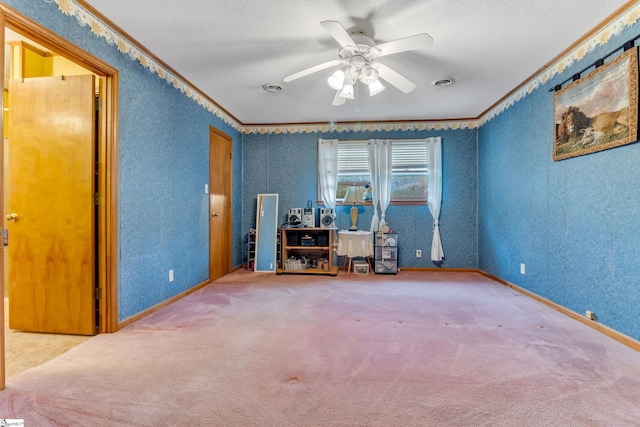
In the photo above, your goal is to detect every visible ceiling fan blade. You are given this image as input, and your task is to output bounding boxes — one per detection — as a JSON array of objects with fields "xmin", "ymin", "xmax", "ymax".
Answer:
[
  {"xmin": 321, "ymin": 20, "xmax": 357, "ymax": 48},
  {"xmin": 375, "ymin": 33, "xmax": 433, "ymax": 57},
  {"xmin": 376, "ymin": 63, "xmax": 416, "ymax": 93},
  {"xmin": 332, "ymin": 90, "xmax": 347, "ymax": 106},
  {"xmin": 284, "ymin": 59, "xmax": 342, "ymax": 82}
]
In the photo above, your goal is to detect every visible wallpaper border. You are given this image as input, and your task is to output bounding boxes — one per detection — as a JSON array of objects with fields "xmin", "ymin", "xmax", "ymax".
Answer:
[
  {"xmin": 241, "ymin": 120, "xmax": 478, "ymax": 134},
  {"xmin": 44, "ymin": 0, "xmax": 640, "ymax": 134}
]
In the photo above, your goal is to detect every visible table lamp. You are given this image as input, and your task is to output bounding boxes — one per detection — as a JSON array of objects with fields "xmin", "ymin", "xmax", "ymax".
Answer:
[{"xmin": 344, "ymin": 185, "xmax": 364, "ymax": 231}]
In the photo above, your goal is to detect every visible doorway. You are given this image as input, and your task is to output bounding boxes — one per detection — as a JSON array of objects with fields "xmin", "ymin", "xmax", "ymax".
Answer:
[{"xmin": 0, "ymin": 7, "xmax": 119, "ymax": 387}]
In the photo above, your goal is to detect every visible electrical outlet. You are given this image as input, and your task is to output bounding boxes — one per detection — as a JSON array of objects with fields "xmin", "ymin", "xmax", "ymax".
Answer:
[
  {"xmin": 169, "ymin": 269, "xmax": 174, "ymax": 282},
  {"xmin": 520, "ymin": 263, "xmax": 526, "ymax": 274},
  {"xmin": 204, "ymin": 184, "xmax": 209, "ymax": 194},
  {"xmin": 586, "ymin": 310, "xmax": 595, "ymax": 320},
  {"xmin": 416, "ymin": 250, "xmax": 422, "ymax": 258}
]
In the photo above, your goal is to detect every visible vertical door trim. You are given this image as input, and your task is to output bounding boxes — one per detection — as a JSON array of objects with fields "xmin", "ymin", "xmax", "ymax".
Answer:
[{"xmin": 0, "ymin": 6, "xmax": 6, "ymax": 391}]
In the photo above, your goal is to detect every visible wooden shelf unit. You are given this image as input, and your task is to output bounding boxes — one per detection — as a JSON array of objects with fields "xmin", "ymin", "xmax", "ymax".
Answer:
[
  {"xmin": 245, "ymin": 230, "xmax": 256, "ymax": 271},
  {"xmin": 278, "ymin": 227, "xmax": 339, "ymax": 275}
]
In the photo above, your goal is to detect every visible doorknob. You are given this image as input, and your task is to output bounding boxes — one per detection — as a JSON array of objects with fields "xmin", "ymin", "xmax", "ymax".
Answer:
[
  {"xmin": 212, "ymin": 212, "xmax": 219, "ymax": 217},
  {"xmin": 5, "ymin": 213, "xmax": 18, "ymax": 222}
]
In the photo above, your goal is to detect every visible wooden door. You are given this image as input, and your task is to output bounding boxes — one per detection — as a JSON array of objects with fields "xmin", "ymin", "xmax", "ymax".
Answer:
[
  {"xmin": 209, "ymin": 127, "xmax": 232, "ymax": 281},
  {"xmin": 7, "ymin": 75, "xmax": 96, "ymax": 335}
]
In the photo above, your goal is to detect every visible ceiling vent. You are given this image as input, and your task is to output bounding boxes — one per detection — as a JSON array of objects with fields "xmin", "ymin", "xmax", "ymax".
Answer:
[
  {"xmin": 263, "ymin": 83, "xmax": 283, "ymax": 93},
  {"xmin": 432, "ymin": 78, "xmax": 455, "ymax": 87}
]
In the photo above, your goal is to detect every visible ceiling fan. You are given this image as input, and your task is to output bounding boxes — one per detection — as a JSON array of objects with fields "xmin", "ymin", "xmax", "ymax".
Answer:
[{"xmin": 284, "ymin": 20, "xmax": 433, "ymax": 106}]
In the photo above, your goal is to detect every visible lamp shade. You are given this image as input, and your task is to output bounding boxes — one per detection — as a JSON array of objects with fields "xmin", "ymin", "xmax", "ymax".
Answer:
[
  {"xmin": 327, "ymin": 69, "xmax": 345, "ymax": 90},
  {"xmin": 339, "ymin": 83, "xmax": 355, "ymax": 99},
  {"xmin": 368, "ymin": 79, "xmax": 385, "ymax": 96},
  {"xmin": 344, "ymin": 185, "xmax": 364, "ymax": 205},
  {"xmin": 360, "ymin": 65, "xmax": 378, "ymax": 85}
]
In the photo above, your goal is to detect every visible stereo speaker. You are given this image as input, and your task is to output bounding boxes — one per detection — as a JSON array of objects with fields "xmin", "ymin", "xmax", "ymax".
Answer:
[
  {"xmin": 286, "ymin": 233, "xmax": 299, "ymax": 246},
  {"xmin": 288, "ymin": 208, "xmax": 302, "ymax": 225},
  {"xmin": 319, "ymin": 208, "xmax": 335, "ymax": 229}
]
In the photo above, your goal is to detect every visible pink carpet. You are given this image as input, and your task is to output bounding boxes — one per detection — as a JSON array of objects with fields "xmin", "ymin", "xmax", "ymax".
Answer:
[{"xmin": 0, "ymin": 270, "xmax": 639, "ymax": 426}]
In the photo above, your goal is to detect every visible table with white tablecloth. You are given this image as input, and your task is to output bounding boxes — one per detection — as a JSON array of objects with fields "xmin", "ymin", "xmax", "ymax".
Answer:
[{"xmin": 336, "ymin": 230, "xmax": 373, "ymax": 274}]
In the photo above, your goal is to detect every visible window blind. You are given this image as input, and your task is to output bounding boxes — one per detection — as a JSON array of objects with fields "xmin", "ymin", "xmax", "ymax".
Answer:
[
  {"xmin": 392, "ymin": 141, "xmax": 428, "ymax": 172},
  {"xmin": 337, "ymin": 141, "xmax": 369, "ymax": 174},
  {"xmin": 337, "ymin": 140, "xmax": 428, "ymax": 174}
]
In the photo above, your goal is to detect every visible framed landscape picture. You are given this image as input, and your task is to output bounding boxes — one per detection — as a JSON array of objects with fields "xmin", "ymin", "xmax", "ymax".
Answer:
[{"xmin": 553, "ymin": 47, "xmax": 638, "ymax": 161}]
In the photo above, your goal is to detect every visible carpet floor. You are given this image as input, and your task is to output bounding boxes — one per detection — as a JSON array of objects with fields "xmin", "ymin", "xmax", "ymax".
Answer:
[
  {"xmin": 0, "ymin": 270, "xmax": 638, "ymax": 426},
  {"xmin": 4, "ymin": 298, "xmax": 91, "ymax": 378}
]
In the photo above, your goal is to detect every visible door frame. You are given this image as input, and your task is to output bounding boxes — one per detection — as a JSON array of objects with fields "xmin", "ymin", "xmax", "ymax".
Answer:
[{"xmin": 0, "ymin": 5, "xmax": 119, "ymax": 388}]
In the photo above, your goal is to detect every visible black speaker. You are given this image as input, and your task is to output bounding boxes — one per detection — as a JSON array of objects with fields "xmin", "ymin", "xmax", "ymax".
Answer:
[
  {"xmin": 286, "ymin": 233, "xmax": 299, "ymax": 246},
  {"xmin": 320, "ymin": 208, "xmax": 335, "ymax": 228}
]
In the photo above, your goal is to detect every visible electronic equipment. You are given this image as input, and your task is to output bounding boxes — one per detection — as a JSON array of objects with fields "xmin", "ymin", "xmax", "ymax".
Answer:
[
  {"xmin": 302, "ymin": 208, "xmax": 315, "ymax": 227},
  {"xmin": 288, "ymin": 208, "xmax": 302, "ymax": 225},
  {"xmin": 319, "ymin": 208, "xmax": 335, "ymax": 229}
]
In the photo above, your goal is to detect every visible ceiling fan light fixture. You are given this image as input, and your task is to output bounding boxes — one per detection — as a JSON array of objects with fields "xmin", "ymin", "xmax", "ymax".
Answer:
[
  {"xmin": 339, "ymin": 83, "xmax": 355, "ymax": 99},
  {"xmin": 368, "ymin": 79, "xmax": 385, "ymax": 96},
  {"xmin": 284, "ymin": 20, "xmax": 432, "ymax": 107},
  {"xmin": 327, "ymin": 69, "xmax": 346, "ymax": 90}
]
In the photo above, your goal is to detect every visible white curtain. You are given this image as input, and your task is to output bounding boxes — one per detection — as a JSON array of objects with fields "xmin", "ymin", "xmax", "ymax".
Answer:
[
  {"xmin": 367, "ymin": 139, "xmax": 392, "ymax": 232},
  {"xmin": 426, "ymin": 137, "xmax": 444, "ymax": 261},
  {"xmin": 318, "ymin": 139, "xmax": 339, "ymax": 209}
]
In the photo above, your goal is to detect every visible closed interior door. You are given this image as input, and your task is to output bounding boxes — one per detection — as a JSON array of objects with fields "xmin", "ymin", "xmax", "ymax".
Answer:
[
  {"xmin": 209, "ymin": 127, "xmax": 232, "ymax": 281},
  {"xmin": 7, "ymin": 75, "xmax": 96, "ymax": 335}
]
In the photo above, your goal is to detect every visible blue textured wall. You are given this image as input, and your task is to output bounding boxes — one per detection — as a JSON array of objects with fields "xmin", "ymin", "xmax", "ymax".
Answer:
[
  {"xmin": 479, "ymin": 23, "xmax": 640, "ymax": 341},
  {"xmin": 242, "ymin": 129, "xmax": 478, "ymax": 269},
  {"xmin": 3, "ymin": 0, "xmax": 244, "ymax": 322}
]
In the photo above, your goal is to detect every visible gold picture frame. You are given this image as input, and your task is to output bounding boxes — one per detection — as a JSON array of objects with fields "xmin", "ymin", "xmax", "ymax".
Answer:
[{"xmin": 553, "ymin": 47, "xmax": 638, "ymax": 161}]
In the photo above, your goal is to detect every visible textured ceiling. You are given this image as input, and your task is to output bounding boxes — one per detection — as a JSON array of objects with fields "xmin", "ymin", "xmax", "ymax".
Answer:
[{"xmin": 82, "ymin": 0, "xmax": 631, "ymax": 125}]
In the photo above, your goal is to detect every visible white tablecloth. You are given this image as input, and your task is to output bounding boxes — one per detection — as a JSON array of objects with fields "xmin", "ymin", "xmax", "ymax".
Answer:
[{"xmin": 336, "ymin": 231, "xmax": 373, "ymax": 258}]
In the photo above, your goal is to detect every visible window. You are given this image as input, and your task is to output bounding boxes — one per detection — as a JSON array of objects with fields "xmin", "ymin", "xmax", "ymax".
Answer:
[{"xmin": 328, "ymin": 139, "xmax": 428, "ymax": 203}]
